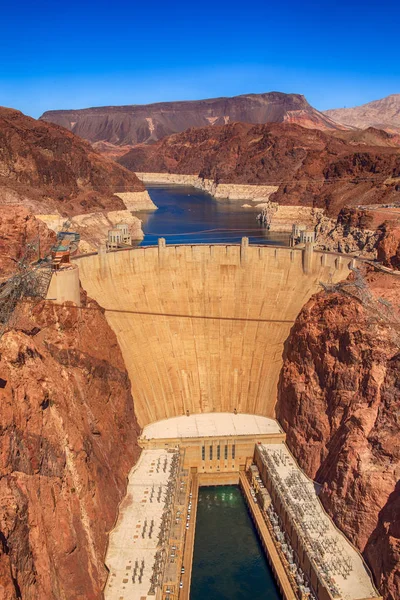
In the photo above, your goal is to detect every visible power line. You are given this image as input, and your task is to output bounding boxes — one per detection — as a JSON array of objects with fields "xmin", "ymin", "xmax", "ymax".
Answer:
[{"xmin": 16, "ymin": 296, "xmax": 400, "ymax": 329}]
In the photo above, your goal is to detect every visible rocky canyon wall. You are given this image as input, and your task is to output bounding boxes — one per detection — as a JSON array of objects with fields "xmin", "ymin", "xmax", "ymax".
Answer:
[
  {"xmin": 276, "ymin": 269, "xmax": 400, "ymax": 600},
  {"xmin": 0, "ymin": 296, "xmax": 141, "ymax": 600},
  {"xmin": 135, "ymin": 171, "xmax": 279, "ymax": 202},
  {"xmin": 119, "ymin": 122, "xmax": 400, "ymax": 216}
]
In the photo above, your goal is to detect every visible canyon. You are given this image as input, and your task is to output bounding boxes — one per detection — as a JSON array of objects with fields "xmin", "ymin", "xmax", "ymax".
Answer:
[
  {"xmin": 1, "ymin": 95, "xmax": 400, "ymax": 600},
  {"xmin": 74, "ymin": 245, "xmax": 399, "ymax": 600},
  {"xmin": 3, "ymin": 236, "xmax": 399, "ymax": 600},
  {"xmin": 119, "ymin": 122, "xmax": 400, "ymax": 216}
]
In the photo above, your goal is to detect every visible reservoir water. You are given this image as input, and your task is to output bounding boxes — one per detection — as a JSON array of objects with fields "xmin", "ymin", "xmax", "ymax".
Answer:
[
  {"xmin": 141, "ymin": 185, "xmax": 289, "ymax": 246},
  {"xmin": 190, "ymin": 486, "xmax": 281, "ymax": 600}
]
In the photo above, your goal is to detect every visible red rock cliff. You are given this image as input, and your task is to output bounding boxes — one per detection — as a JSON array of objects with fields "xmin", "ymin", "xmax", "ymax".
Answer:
[
  {"xmin": 0, "ymin": 296, "xmax": 141, "ymax": 599},
  {"xmin": 0, "ymin": 106, "xmax": 145, "ymax": 216},
  {"xmin": 277, "ymin": 270, "xmax": 400, "ymax": 600}
]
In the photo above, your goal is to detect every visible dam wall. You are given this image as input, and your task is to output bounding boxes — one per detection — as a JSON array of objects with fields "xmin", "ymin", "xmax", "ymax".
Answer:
[{"xmin": 76, "ymin": 243, "xmax": 355, "ymax": 427}]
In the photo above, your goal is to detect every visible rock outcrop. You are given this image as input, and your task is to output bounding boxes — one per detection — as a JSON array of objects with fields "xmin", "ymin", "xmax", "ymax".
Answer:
[
  {"xmin": 0, "ymin": 214, "xmax": 141, "ymax": 599},
  {"xmin": 0, "ymin": 296, "xmax": 140, "ymax": 600},
  {"xmin": 315, "ymin": 208, "xmax": 381, "ymax": 256},
  {"xmin": 277, "ymin": 270, "xmax": 400, "ymax": 600},
  {"xmin": 36, "ymin": 210, "xmax": 145, "ymax": 253},
  {"xmin": 40, "ymin": 92, "xmax": 346, "ymax": 149},
  {"xmin": 0, "ymin": 107, "xmax": 155, "ymax": 251},
  {"xmin": 119, "ymin": 122, "xmax": 400, "ymax": 215},
  {"xmin": 0, "ymin": 206, "xmax": 56, "ymax": 279},
  {"xmin": 376, "ymin": 222, "xmax": 400, "ymax": 270},
  {"xmin": 0, "ymin": 106, "xmax": 150, "ymax": 216}
]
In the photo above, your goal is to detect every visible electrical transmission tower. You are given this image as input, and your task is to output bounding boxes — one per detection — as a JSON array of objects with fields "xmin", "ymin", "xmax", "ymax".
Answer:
[
  {"xmin": 320, "ymin": 266, "xmax": 400, "ymax": 344},
  {"xmin": 0, "ymin": 239, "xmax": 53, "ymax": 338}
]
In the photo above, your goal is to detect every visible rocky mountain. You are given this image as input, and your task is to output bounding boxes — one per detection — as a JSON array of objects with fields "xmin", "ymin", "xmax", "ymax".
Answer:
[
  {"xmin": 277, "ymin": 268, "xmax": 400, "ymax": 600},
  {"xmin": 0, "ymin": 299, "xmax": 141, "ymax": 600},
  {"xmin": 0, "ymin": 207, "xmax": 139, "ymax": 600},
  {"xmin": 0, "ymin": 209, "xmax": 141, "ymax": 599},
  {"xmin": 332, "ymin": 126, "xmax": 400, "ymax": 147},
  {"xmin": 119, "ymin": 121, "xmax": 400, "ymax": 215},
  {"xmin": 324, "ymin": 94, "xmax": 400, "ymax": 133},
  {"xmin": 39, "ymin": 92, "xmax": 346, "ymax": 148},
  {"xmin": 0, "ymin": 106, "xmax": 146, "ymax": 216}
]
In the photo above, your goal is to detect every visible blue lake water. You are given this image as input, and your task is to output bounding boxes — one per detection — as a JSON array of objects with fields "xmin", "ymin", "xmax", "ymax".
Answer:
[
  {"xmin": 139, "ymin": 185, "xmax": 289, "ymax": 246},
  {"xmin": 190, "ymin": 486, "xmax": 281, "ymax": 600}
]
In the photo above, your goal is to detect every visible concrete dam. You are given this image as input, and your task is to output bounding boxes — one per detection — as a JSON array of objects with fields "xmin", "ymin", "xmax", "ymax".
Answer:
[
  {"xmin": 75, "ymin": 242, "xmax": 355, "ymax": 427},
  {"xmin": 72, "ymin": 242, "xmax": 380, "ymax": 600}
]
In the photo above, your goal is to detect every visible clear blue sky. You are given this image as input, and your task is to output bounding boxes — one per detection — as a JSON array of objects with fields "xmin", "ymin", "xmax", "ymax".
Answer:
[{"xmin": 1, "ymin": 0, "xmax": 399, "ymax": 118}]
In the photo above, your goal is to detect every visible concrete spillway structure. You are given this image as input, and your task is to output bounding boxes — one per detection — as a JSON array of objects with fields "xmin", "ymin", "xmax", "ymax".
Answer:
[{"xmin": 76, "ymin": 243, "xmax": 354, "ymax": 427}]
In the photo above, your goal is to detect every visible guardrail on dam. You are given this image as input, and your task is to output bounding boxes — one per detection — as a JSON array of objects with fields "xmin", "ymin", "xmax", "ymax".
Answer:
[{"xmin": 75, "ymin": 241, "xmax": 356, "ymax": 427}]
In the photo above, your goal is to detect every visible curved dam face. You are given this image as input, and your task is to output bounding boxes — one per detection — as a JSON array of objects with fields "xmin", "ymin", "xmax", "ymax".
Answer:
[{"xmin": 76, "ymin": 244, "xmax": 354, "ymax": 427}]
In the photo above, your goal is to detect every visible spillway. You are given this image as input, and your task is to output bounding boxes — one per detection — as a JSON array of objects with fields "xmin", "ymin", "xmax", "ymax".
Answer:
[{"xmin": 75, "ymin": 242, "xmax": 354, "ymax": 427}]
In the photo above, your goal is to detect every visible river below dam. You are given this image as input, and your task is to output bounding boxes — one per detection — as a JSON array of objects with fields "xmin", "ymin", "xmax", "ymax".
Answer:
[
  {"xmin": 140, "ymin": 185, "xmax": 289, "ymax": 246},
  {"xmin": 190, "ymin": 486, "xmax": 280, "ymax": 600}
]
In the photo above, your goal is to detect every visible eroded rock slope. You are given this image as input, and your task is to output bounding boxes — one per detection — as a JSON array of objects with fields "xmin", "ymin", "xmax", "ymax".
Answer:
[
  {"xmin": 0, "ymin": 209, "xmax": 141, "ymax": 599},
  {"xmin": 0, "ymin": 297, "xmax": 140, "ymax": 600},
  {"xmin": 277, "ymin": 270, "xmax": 400, "ymax": 600},
  {"xmin": 0, "ymin": 106, "xmax": 146, "ymax": 216}
]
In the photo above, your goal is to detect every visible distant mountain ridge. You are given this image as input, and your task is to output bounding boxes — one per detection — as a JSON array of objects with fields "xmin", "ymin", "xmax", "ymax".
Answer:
[
  {"xmin": 324, "ymin": 94, "xmax": 400, "ymax": 133},
  {"xmin": 40, "ymin": 92, "xmax": 347, "ymax": 147}
]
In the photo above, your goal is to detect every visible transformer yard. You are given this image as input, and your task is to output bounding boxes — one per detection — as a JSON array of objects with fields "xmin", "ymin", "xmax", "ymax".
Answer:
[{"xmin": 105, "ymin": 448, "xmax": 189, "ymax": 600}]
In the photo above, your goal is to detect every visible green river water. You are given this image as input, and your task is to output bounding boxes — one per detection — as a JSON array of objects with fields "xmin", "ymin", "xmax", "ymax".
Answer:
[{"xmin": 190, "ymin": 486, "xmax": 281, "ymax": 600}]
